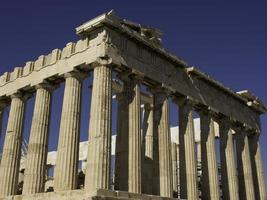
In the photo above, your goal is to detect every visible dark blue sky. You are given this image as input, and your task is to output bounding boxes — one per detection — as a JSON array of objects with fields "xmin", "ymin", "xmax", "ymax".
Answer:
[{"xmin": 0, "ymin": 0, "xmax": 266, "ymax": 186}]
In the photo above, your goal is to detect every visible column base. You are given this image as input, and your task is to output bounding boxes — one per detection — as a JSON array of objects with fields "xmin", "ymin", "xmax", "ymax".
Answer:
[{"xmin": 0, "ymin": 189, "xmax": 186, "ymax": 200}]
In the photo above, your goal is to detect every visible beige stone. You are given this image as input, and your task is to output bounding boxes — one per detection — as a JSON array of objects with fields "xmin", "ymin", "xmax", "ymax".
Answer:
[
  {"xmin": 114, "ymin": 77, "xmax": 141, "ymax": 193},
  {"xmin": 0, "ymin": 11, "xmax": 265, "ymax": 200},
  {"xmin": 153, "ymin": 92, "xmax": 173, "ymax": 197},
  {"xmin": 171, "ymin": 143, "xmax": 178, "ymax": 195},
  {"xmin": 219, "ymin": 120, "xmax": 239, "ymax": 200},
  {"xmin": 142, "ymin": 103, "xmax": 153, "ymax": 194},
  {"xmin": 178, "ymin": 100, "xmax": 198, "ymax": 200},
  {"xmin": 236, "ymin": 130, "xmax": 255, "ymax": 200},
  {"xmin": 199, "ymin": 111, "xmax": 220, "ymax": 200},
  {"xmin": 85, "ymin": 65, "xmax": 112, "ymax": 195},
  {"xmin": 0, "ymin": 94, "xmax": 26, "ymax": 197},
  {"xmin": 249, "ymin": 134, "xmax": 266, "ymax": 200},
  {"xmin": 23, "ymin": 84, "xmax": 53, "ymax": 194},
  {"xmin": 54, "ymin": 71, "xmax": 85, "ymax": 191}
]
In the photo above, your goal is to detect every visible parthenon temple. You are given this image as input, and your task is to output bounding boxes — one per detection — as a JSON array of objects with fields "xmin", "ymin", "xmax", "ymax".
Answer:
[{"xmin": 0, "ymin": 11, "xmax": 266, "ymax": 200}]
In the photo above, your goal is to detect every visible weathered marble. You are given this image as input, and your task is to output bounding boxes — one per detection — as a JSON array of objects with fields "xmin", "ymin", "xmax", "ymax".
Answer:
[
  {"xmin": 85, "ymin": 65, "xmax": 112, "ymax": 195},
  {"xmin": 199, "ymin": 111, "xmax": 220, "ymax": 200},
  {"xmin": 178, "ymin": 100, "xmax": 198, "ymax": 200},
  {"xmin": 0, "ymin": 94, "xmax": 26, "ymax": 197},
  {"xmin": 23, "ymin": 84, "xmax": 53, "ymax": 194},
  {"xmin": 249, "ymin": 134, "xmax": 266, "ymax": 200},
  {"xmin": 54, "ymin": 71, "xmax": 85, "ymax": 191},
  {"xmin": 115, "ymin": 76, "xmax": 141, "ymax": 193},
  {"xmin": 153, "ymin": 91, "xmax": 173, "ymax": 197},
  {"xmin": 219, "ymin": 119, "xmax": 239, "ymax": 200}
]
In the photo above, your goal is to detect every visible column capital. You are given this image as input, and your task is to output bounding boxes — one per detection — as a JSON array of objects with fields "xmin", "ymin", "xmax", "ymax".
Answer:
[
  {"xmin": 172, "ymin": 95, "xmax": 195, "ymax": 107},
  {"xmin": 118, "ymin": 69, "xmax": 144, "ymax": 83},
  {"xmin": 63, "ymin": 69, "xmax": 88, "ymax": 81},
  {"xmin": 35, "ymin": 81, "xmax": 58, "ymax": 92},
  {"xmin": 9, "ymin": 91, "xmax": 31, "ymax": 102},
  {"xmin": 196, "ymin": 105, "xmax": 219, "ymax": 119},
  {"xmin": 149, "ymin": 84, "xmax": 173, "ymax": 96},
  {"xmin": 92, "ymin": 56, "xmax": 113, "ymax": 67}
]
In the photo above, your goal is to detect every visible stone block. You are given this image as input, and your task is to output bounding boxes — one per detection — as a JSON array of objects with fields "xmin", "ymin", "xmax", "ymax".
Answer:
[
  {"xmin": 0, "ymin": 72, "xmax": 10, "ymax": 86},
  {"xmin": 96, "ymin": 189, "xmax": 117, "ymax": 197},
  {"xmin": 10, "ymin": 67, "xmax": 23, "ymax": 81},
  {"xmin": 61, "ymin": 42, "xmax": 75, "ymax": 58},
  {"xmin": 34, "ymin": 55, "xmax": 45, "ymax": 70},
  {"xmin": 23, "ymin": 62, "xmax": 34, "ymax": 76},
  {"xmin": 75, "ymin": 38, "xmax": 89, "ymax": 52},
  {"xmin": 51, "ymin": 49, "xmax": 61, "ymax": 63}
]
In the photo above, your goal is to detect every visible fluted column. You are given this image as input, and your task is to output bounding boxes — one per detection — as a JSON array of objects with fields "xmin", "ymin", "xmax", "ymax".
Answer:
[
  {"xmin": 171, "ymin": 143, "xmax": 178, "ymax": 196},
  {"xmin": 199, "ymin": 110, "xmax": 220, "ymax": 200},
  {"xmin": 85, "ymin": 64, "xmax": 112, "ymax": 195},
  {"xmin": 178, "ymin": 99, "xmax": 198, "ymax": 200},
  {"xmin": 0, "ymin": 106, "xmax": 4, "ymax": 157},
  {"xmin": 249, "ymin": 134, "xmax": 266, "ymax": 200},
  {"xmin": 114, "ymin": 76, "xmax": 141, "ymax": 193},
  {"xmin": 54, "ymin": 71, "xmax": 85, "ymax": 191},
  {"xmin": 219, "ymin": 119, "xmax": 239, "ymax": 200},
  {"xmin": 153, "ymin": 91, "xmax": 172, "ymax": 197},
  {"xmin": 23, "ymin": 83, "xmax": 54, "ymax": 194},
  {"xmin": 144, "ymin": 103, "xmax": 153, "ymax": 161},
  {"xmin": 142, "ymin": 103, "xmax": 153, "ymax": 194},
  {"xmin": 0, "ymin": 94, "xmax": 26, "ymax": 197},
  {"xmin": 114, "ymin": 92, "xmax": 127, "ymax": 191},
  {"xmin": 236, "ymin": 129, "xmax": 255, "ymax": 200}
]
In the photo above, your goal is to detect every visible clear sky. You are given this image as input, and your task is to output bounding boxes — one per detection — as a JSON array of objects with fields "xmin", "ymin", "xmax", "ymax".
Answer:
[{"xmin": 0, "ymin": 0, "xmax": 266, "ymax": 188}]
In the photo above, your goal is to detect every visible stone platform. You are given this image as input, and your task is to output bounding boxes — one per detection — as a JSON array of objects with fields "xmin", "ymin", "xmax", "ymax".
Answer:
[{"xmin": 0, "ymin": 189, "xmax": 185, "ymax": 200}]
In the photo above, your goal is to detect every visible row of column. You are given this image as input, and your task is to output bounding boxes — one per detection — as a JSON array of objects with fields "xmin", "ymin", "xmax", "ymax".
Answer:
[
  {"xmin": 0, "ymin": 64, "xmax": 112, "ymax": 197},
  {"xmin": 0, "ymin": 64, "xmax": 265, "ymax": 200}
]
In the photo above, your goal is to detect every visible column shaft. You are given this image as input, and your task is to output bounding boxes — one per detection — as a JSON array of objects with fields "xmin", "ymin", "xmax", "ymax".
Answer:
[
  {"xmin": 153, "ymin": 93, "xmax": 172, "ymax": 197},
  {"xmin": 114, "ymin": 93, "xmax": 127, "ymax": 191},
  {"xmin": 249, "ymin": 134, "xmax": 266, "ymax": 200},
  {"xmin": 23, "ymin": 85, "xmax": 52, "ymax": 194},
  {"xmin": 171, "ymin": 143, "xmax": 178, "ymax": 196},
  {"xmin": 0, "ymin": 95, "xmax": 25, "ymax": 197},
  {"xmin": 144, "ymin": 103, "xmax": 153, "ymax": 160},
  {"xmin": 114, "ymin": 78, "xmax": 141, "ymax": 193},
  {"xmin": 220, "ymin": 121, "xmax": 239, "ymax": 200},
  {"xmin": 179, "ymin": 101, "xmax": 198, "ymax": 200},
  {"xmin": 141, "ymin": 103, "xmax": 153, "ymax": 194},
  {"xmin": 85, "ymin": 65, "xmax": 112, "ymax": 194},
  {"xmin": 236, "ymin": 131, "xmax": 255, "ymax": 200},
  {"xmin": 0, "ymin": 108, "xmax": 3, "ymax": 163},
  {"xmin": 126, "ymin": 79, "xmax": 141, "ymax": 193},
  {"xmin": 200, "ymin": 113, "xmax": 220, "ymax": 200},
  {"xmin": 54, "ymin": 73, "xmax": 83, "ymax": 191}
]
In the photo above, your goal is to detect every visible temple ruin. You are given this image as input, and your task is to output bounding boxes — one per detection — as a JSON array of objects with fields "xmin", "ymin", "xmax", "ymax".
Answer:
[{"xmin": 0, "ymin": 11, "xmax": 266, "ymax": 200}]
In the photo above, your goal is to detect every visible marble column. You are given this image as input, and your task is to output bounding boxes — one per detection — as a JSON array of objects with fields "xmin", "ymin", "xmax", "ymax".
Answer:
[
  {"xmin": 199, "ymin": 111, "xmax": 220, "ymax": 200},
  {"xmin": 153, "ymin": 91, "xmax": 173, "ymax": 197},
  {"xmin": 0, "ymin": 106, "xmax": 4, "ymax": 156},
  {"xmin": 23, "ymin": 83, "xmax": 53, "ymax": 194},
  {"xmin": 114, "ymin": 92, "xmax": 127, "ymax": 191},
  {"xmin": 249, "ymin": 134, "xmax": 266, "ymax": 200},
  {"xmin": 176, "ymin": 144, "xmax": 180, "ymax": 198},
  {"xmin": 85, "ymin": 65, "xmax": 112, "ymax": 195},
  {"xmin": 0, "ymin": 94, "xmax": 26, "ymax": 197},
  {"xmin": 142, "ymin": 103, "xmax": 153, "ymax": 194},
  {"xmin": 171, "ymin": 143, "xmax": 178, "ymax": 196},
  {"xmin": 114, "ymin": 76, "xmax": 141, "ymax": 193},
  {"xmin": 236, "ymin": 130, "xmax": 255, "ymax": 200},
  {"xmin": 219, "ymin": 119, "xmax": 239, "ymax": 200},
  {"xmin": 54, "ymin": 71, "xmax": 85, "ymax": 191},
  {"xmin": 178, "ymin": 100, "xmax": 198, "ymax": 200},
  {"xmin": 144, "ymin": 103, "xmax": 153, "ymax": 161}
]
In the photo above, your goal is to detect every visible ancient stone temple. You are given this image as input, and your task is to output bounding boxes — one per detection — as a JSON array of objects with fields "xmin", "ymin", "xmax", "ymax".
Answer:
[{"xmin": 0, "ymin": 11, "xmax": 266, "ymax": 200}]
